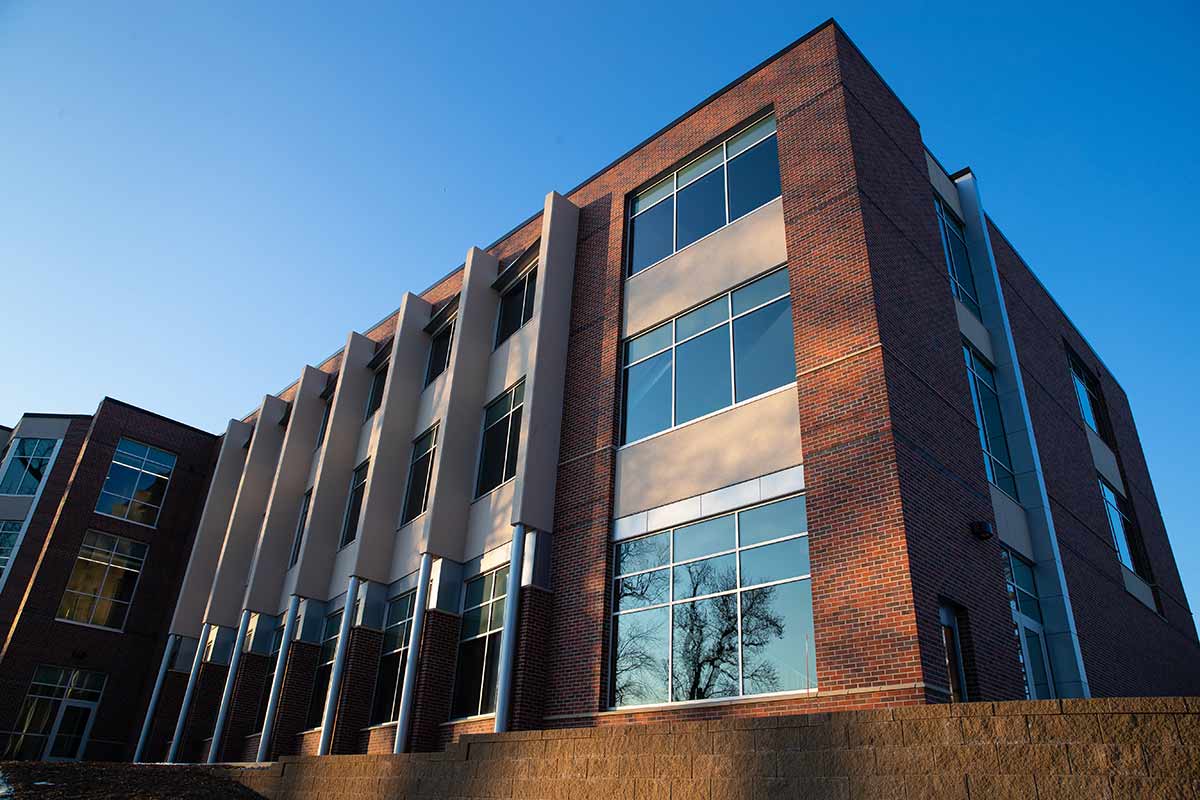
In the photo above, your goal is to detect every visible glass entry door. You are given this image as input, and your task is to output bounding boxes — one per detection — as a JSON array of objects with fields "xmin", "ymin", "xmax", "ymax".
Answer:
[{"xmin": 45, "ymin": 699, "xmax": 98, "ymax": 761}]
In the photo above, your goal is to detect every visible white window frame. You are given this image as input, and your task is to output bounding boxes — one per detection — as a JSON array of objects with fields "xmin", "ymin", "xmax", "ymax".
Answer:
[
  {"xmin": 449, "ymin": 565, "xmax": 509, "ymax": 720},
  {"xmin": 400, "ymin": 423, "xmax": 438, "ymax": 526},
  {"xmin": 473, "ymin": 379, "xmax": 525, "ymax": 499},
  {"xmin": 0, "ymin": 437, "xmax": 59, "ymax": 497},
  {"xmin": 493, "ymin": 264, "xmax": 538, "ymax": 349},
  {"xmin": 55, "ymin": 531, "xmax": 149, "ymax": 633},
  {"xmin": 424, "ymin": 317, "xmax": 456, "ymax": 387},
  {"xmin": 93, "ymin": 437, "xmax": 177, "ymax": 529}
]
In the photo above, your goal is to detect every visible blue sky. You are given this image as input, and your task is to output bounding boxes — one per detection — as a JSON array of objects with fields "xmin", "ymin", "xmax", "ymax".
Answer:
[{"xmin": 2, "ymin": 2, "xmax": 1197, "ymax": 613}]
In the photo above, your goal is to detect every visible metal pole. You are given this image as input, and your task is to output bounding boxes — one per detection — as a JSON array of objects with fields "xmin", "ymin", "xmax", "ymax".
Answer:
[
  {"xmin": 167, "ymin": 622, "xmax": 211, "ymax": 763},
  {"xmin": 494, "ymin": 525, "xmax": 525, "ymax": 733},
  {"xmin": 317, "ymin": 575, "xmax": 360, "ymax": 756},
  {"xmin": 133, "ymin": 634, "xmax": 178, "ymax": 762},
  {"xmin": 207, "ymin": 609, "xmax": 251, "ymax": 763},
  {"xmin": 393, "ymin": 553, "xmax": 432, "ymax": 754},
  {"xmin": 256, "ymin": 595, "xmax": 300, "ymax": 762}
]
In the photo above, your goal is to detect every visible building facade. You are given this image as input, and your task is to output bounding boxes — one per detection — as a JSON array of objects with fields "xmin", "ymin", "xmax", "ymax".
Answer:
[
  {"xmin": 0, "ymin": 399, "xmax": 218, "ymax": 761},
  {"xmin": 15, "ymin": 20, "xmax": 1193, "ymax": 765}
]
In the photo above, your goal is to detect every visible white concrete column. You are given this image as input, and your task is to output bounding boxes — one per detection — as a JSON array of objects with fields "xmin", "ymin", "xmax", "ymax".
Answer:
[
  {"xmin": 317, "ymin": 576, "xmax": 361, "ymax": 755},
  {"xmin": 393, "ymin": 553, "xmax": 433, "ymax": 753},
  {"xmin": 493, "ymin": 526, "xmax": 526, "ymax": 733},
  {"xmin": 207, "ymin": 609, "xmax": 251, "ymax": 763},
  {"xmin": 133, "ymin": 634, "xmax": 178, "ymax": 762},
  {"xmin": 168, "ymin": 622, "xmax": 212, "ymax": 763},
  {"xmin": 256, "ymin": 594, "xmax": 300, "ymax": 762}
]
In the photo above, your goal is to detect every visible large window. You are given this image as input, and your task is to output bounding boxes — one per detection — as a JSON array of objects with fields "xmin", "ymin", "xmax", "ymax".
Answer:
[
  {"xmin": 476, "ymin": 381, "xmax": 524, "ymax": 497},
  {"xmin": 495, "ymin": 266, "xmax": 537, "ymax": 347},
  {"xmin": 1001, "ymin": 548, "xmax": 1054, "ymax": 700},
  {"xmin": 1100, "ymin": 478, "xmax": 1142, "ymax": 575},
  {"xmin": 1068, "ymin": 350, "xmax": 1109, "ymax": 440},
  {"xmin": 962, "ymin": 343, "xmax": 1018, "ymax": 499},
  {"xmin": 370, "ymin": 592, "xmax": 416, "ymax": 725},
  {"xmin": 57, "ymin": 531, "xmax": 148, "ymax": 630},
  {"xmin": 288, "ymin": 490, "xmax": 311, "ymax": 568},
  {"xmin": 1, "ymin": 520, "xmax": 22, "ymax": 576},
  {"xmin": 3, "ymin": 666, "xmax": 106, "ymax": 761},
  {"xmin": 621, "ymin": 269, "xmax": 794, "ymax": 444},
  {"xmin": 94, "ymin": 438, "xmax": 177, "ymax": 527},
  {"xmin": 451, "ymin": 566, "xmax": 508, "ymax": 719},
  {"xmin": 401, "ymin": 426, "xmax": 438, "ymax": 525},
  {"xmin": 0, "ymin": 438, "xmax": 56, "ymax": 496},
  {"xmin": 314, "ymin": 400, "xmax": 332, "ymax": 449},
  {"xmin": 610, "ymin": 494, "xmax": 814, "ymax": 708},
  {"xmin": 628, "ymin": 114, "xmax": 781, "ymax": 276},
  {"xmin": 339, "ymin": 460, "xmax": 369, "ymax": 547},
  {"xmin": 305, "ymin": 610, "xmax": 342, "ymax": 730},
  {"xmin": 934, "ymin": 198, "xmax": 982, "ymax": 318},
  {"xmin": 939, "ymin": 605, "xmax": 968, "ymax": 703},
  {"xmin": 365, "ymin": 363, "xmax": 389, "ymax": 420},
  {"xmin": 425, "ymin": 320, "xmax": 454, "ymax": 386}
]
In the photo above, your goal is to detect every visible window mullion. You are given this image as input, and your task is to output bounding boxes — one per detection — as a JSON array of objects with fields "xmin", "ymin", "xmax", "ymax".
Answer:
[{"xmin": 727, "ymin": 294, "xmax": 737, "ymax": 406}]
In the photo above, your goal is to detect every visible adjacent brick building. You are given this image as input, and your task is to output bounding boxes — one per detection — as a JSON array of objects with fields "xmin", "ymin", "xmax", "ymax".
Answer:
[
  {"xmin": 0, "ymin": 399, "xmax": 218, "ymax": 760},
  {"xmin": 8, "ymin": 19, "xmax": 1197, "ymax": 766}
]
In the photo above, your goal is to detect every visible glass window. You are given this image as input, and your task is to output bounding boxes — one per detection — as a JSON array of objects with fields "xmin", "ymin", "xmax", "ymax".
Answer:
[
  {"xmin": 370, "ymin": 592, "xmax": 416, "ymax": 725},
  {"xmin": 94, "ymin": 438, "xmax": 177, "ymax": 527},
  {"xmin": 365, "ymin": 363, "xmax": 389, "ymax": 419},
  {"xmin": 0, "ymin": 519, "xmax": 22, "ymax": 576},
  {"xmin": 252, "ymin": 624, "xmax": 285, "ymax": 733},
  {"xmin": 962, "ymin": 344, "xmax": 1018, "ymax": 500},
  {"xmin": 1100, "ymin": 478, "xmax": 1142, "ymax": 575},
  {"xmin": 57, "ymin": 531, "xmax": 148, "ymax": 630},
  {"xmin": 627, "ymin": 113, "xmax": 780, "ymax": 276},
  {"xmin": 939, "ymin": 605, "xmax": 968, "ymax": 703},
  {"xmin": 1001, "ymin": 547, "xmax": 1054, "ymax": 700},
  {"xmin": 289, "ymin": 491, "xmax": 311, "ymax": 568},
  {"xmin": 3, "ymin": 666, "xmax": 106, "ymax": 761},
  {"xmin": 495, "ymin": 266, "xmax": 537, "ymax": 347},
  {"xmin": 401, "ymin": 425, "xmax": 438, "ymax": 525},
  {"xmin": 476, "ymin": 381, "xmax": 525, "ymax": 497},
  {"xmin": 451, "ymin": 566, "xmax": 508, "ymax": 718},
  {"xmin": 425, "ymin": 320, "xmax": 454, "ymax": 386},
  {"xmin": 934, "ymin": 199, "xmax": 981, "ymax": 318},
  {"xmin": 610, "ymin": 494, "xmax": 813, "ymax": 708},
  {"xmin": 1068, "ymin": 350, "xmax": 1109, "ymax": 441},
  {"xmin": 1001, "ymin": 548, "xmax": 1042, "ymax": 622},
  {"xmin": 306, "ymin": 610, "xmax": 342, "ymax": 730},
  {"xmin": 314, "ymin": 400, "xmax": 331, "ymax": 449},
  {"xmin": 620, "ymin": 269, "xmax": 793, "ymax": 444},
  {"xmin": 0, "ymin": 438, "xmax": 56, "ymax": 496},
  {"xmin": 339, "ymin": 460, "xmax": 369, "ymax": 547}
]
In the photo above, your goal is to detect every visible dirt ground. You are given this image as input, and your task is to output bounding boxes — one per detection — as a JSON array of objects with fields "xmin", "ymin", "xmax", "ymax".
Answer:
[{"xmin": 0, "ymin": 761, "xmax": 262, "ymax": 799}]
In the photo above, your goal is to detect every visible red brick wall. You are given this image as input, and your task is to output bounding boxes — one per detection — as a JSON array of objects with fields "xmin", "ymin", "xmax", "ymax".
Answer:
[
  {"xmin": 409, "ymin": 609, "xmax": 460, "ymax": 752},
  {"xmin": 141, "ymin": 669, "xmax": 188, "ymax": 762},
  {"xmin": 269, "ymin": 640, "xmax": 320, "ymax": 759},
  {"xmin": 989, "ymin": 222, "xmax": 1200, "ymax": 697},
  {"xmin": 180, "ymin": 661, "xmax": 228, "ymax": 762},
  {"xmin": 329, "ymin": 626, "xmax": 382, "ymax": 754},
  {"xmin": 217, "ymin": 651, "xmax": 271, "ymax": 762},
  {"xmin": 508, "ymin": 586, "xmax": 551, "ymax": 731}
]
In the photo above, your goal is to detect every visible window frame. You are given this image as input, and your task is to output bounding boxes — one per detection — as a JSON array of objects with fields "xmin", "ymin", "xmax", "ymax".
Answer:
[
  {"xmin": 55, "ymin": 531, "xmax": 150, "ymax": 633},
  {"xmin": 401, "ymin": 424, "xmax": 439, "ymax": 526},
  {"xmin": 934, "ymin": 197, "xmax": 982, "ymax": 318},
  {"xmin": 364, "ymin": 362, "xmax": 389, "ymax": 420},
  {"xmin": 0, "ymin": 519, "xmax": 25, "ymax": 582},
  {"xmin": 424, "ymin": 318, "xmax": 455, "ymax": 387},
  {"xmin": 620, "ymin": 267, "xmax": 794, "ymax": 447},
  {"xmin": 369, "ymin": 591, "xmax": 417, "ymax": 725},
  {"xmin": 288, "ymin": 490, "xmax": 312, "ymax": 568},
  {"xmin": 1099, "ymin": 477, "xmax": 1144, "ymax": 576},
  {"xmin": 93, "ymin": 438, "xmax": 177, "ymax": 529},
  {"xmin": 939, "ymin": 605, "xmax": 969, "ymax": 703},
  {"xmin": 474, "ymin": 380, "xmax": 526, "ymax": 499},
  {"xmin": 1067, "ymin": 349, "xmax": 1111, "ymax": 442},
  {"xmin": 962, "ymin": 342, "xmax": 1019, "ymax": 501},
  {"xmin": 450, "ymin": 565, "xmax": 509, "ymax": 720},
  {"xmin": 627, "ymin": 113, "xmax": 780, "ymax": 278},
  {"xmin": 305, "ymin": 610, "xmax": 343, "ymax": 731},
  {"xmin": 608, "ymin": 493, "xmax": 813, "ymax": 709},
  {"xmin": 0, "ymin": 438, "xmax": 58, "ymax": 497},
  {"xmin": 493, "ymin": 264, "xmax": 538, "ymax": 348},
  {"xmin": 1000, "ymin": 548, "xmax": 1055, "ymax": 700},
  {"xmin": 314, "ymin": 400, "xmax": 332, "ymax": 450},
  {"xmin": 338, "ymin": 460, "xmax": 370, "ymax": 548}
]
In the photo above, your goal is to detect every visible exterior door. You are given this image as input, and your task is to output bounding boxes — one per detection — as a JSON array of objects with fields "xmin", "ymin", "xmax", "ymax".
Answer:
[
  {"xmin": 1017, "ymin": 620, "xmax": 1054, "ymax": 700},
  {"xmin": 44, "ymin": 699, "xmax": 97, "ymax": 761}
]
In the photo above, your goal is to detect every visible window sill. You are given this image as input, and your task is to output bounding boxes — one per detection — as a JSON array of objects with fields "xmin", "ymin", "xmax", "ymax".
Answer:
[
  {"xmin": 605, "ymin": 686, "xmax": 818, "ymax": 715},
  {"xmin": 54, "ymin": 616, "xmax": 126, "ymax": 634},
  {"xmin": 619, "ymin": 381, "xmax": 797, "ymax": 450},
  {"xmin": 442, "ymin": 713, "xmax": 496, "ymax": 726},
  {"xmin": 361, "ymin": 721, "xmax": 398, "ymax": 732},
  {"xmin": 94, "ymin": 510, "xmax": 160, "ymax": 530}
]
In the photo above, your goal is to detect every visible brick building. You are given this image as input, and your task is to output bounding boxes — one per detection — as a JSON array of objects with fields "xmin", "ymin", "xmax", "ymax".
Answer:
[
  {"xmin": 15, "ymin": 19, "xmax": 1197, "ymax": 765},
  {"xmin": 0, "ymin": 399, "xmax": 218, "ymax": 760}
]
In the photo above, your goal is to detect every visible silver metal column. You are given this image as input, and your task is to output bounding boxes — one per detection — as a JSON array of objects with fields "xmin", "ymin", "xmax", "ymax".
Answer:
[
  {"xmin": 133, "ymin": 634, "xmax": 178, "ymax": 762},
  {"xmin": 167, "ymin": 622, "xmax": 211, "ymax": 763},
  {"xmin": 493, "ymin": 525, "xmax": 525, "ymax": 733},
  {"xmin": 256, "ymin": 595, "xmax": 300, "ymax": 762},
  {"xmin": 317, "ymin": 575, "xmax": 360, "ymax": 755},
  {"xmin": 393, "ymin": 553, "xmax": 432, "ymax": 754},
  {"xmin": 207, "ymin": 609, "xmax": 251, "ymax": 763}
]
